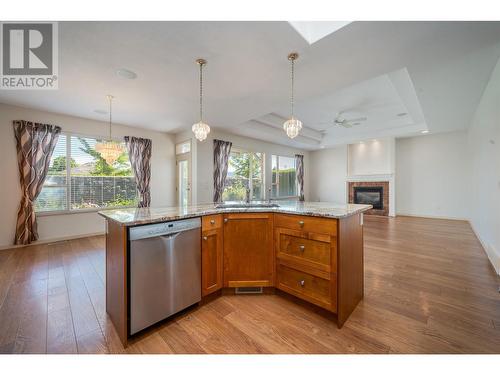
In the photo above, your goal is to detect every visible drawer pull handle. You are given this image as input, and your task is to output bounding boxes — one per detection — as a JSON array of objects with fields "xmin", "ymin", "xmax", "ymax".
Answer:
[
  {"xmin": 298, "ymin": 220, "xmax": 305, "ymax": 227},
  {"xmin": 203, "ymin": 236, "xmax": 208, "ymax": 241},
  {"xmin": 210, "ymin": 219, "xmax": 215, "ymax": 224},
  {"xmin": 299, "ymin": 280, "xmax": 305, "ymax": 287},
  {"xmin": 299, "ymin": 245, "xmax": 305, "ymax": 252}
]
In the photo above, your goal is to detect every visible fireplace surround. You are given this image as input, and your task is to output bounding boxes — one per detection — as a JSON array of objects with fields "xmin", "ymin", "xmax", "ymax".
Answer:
[{"xmin": 348, "ymin": 181, "xmax": 390, "ymax": 216}]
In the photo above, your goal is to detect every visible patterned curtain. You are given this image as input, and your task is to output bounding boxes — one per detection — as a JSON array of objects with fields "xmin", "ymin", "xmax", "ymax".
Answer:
[
  {"xmin": 295, "ymin": 154, "xmax": 305, "ymax": 201},
  {"xmin": 124, "ymin": 136, "xmax": 152, "ymax": 208},
  {"xmin": 213, "ymin": 139, "xmax": 232, "ymax": 203},
  {"xmin": 13, "ymin": 121, "xmax": 61, "ymax": 245}
]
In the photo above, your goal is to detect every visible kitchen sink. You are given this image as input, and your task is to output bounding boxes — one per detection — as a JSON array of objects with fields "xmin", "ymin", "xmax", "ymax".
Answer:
[{"xmin": 215, "ymin": 202, "xmax": 280, "ymax": 209}]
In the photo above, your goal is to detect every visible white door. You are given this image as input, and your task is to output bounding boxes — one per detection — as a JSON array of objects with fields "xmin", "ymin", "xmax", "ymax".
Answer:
[{"xmin": 176, "ymin": 154, "xmax": 192, "ymax": 206}]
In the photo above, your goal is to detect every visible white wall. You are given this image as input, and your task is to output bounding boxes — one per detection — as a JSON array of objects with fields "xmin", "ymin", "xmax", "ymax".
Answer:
[
  {"xmin": 396, "ymin": 131, "xmax": 470, "ymax": 220},
  {"xmin": 348, "ymin": 138, "xmax": 395, "ymax": 176},
  {"xmin": 468, "ymin": 57, "xmax": 500, "ymax": 274},
  {"xmin": 176, "ymin": 129, "xmax": 310, "ymax": 204},
  {"xmin": 309, "ymin": 146, "xmax": 348, "ymax": 204},
  {"xmin": 0, "ymin": 103, "xmax": 176, "ymax": 248}
]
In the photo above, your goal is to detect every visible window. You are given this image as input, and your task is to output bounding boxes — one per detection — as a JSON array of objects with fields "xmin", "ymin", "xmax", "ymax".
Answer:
[
  {"xmin": 272, "ymin": 155, "xmax": 297, "ymax": 198},
  {"xmin": 35, "ymin": 134, "xmax": 137, "ymax": 213},
  {"xmin": 175, "ymin": 140, "xmax": 191, "ymax": 155},
  {"xmin": 223, "ymin": 149, "xmax": 264, "ymax": 201}
]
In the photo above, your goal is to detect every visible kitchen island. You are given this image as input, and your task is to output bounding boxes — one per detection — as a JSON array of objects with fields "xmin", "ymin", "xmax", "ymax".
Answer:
[{"xmin": 99, "ymin": 201, "xmax": 371, "ymax": 347}]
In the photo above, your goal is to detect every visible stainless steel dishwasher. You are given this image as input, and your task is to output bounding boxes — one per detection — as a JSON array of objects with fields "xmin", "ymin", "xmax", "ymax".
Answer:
[{"xmin": 129, "ymin": 217, "xmax": 201, "ymax": 335}]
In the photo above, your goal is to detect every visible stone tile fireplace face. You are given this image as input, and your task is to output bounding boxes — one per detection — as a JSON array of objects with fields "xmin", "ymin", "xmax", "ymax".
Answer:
[{"xmin": 348, "ymin": 181, "xmax": 389, "ymax": 216}]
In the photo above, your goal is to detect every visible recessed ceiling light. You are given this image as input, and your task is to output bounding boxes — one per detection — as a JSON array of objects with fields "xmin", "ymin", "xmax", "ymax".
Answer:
[
  {"xmin": 116, "ymin": 68, "xmax": 137, "ymax": 80},
  {"xmin": 397, "ymin": 112, "xmax": 408, "ymax": 117},
  {"xmin": 421, "ymin": 130, "xmax": 429, "ymax": 134},
  {"xmin": 94, "ymin": 109, "xmax": 108, "ymax": 115}
]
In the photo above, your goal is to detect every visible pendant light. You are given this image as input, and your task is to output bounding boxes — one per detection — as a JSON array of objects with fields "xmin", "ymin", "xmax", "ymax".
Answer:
[
  {"xmin": 283, "ymin": 52, "xmax": 302, "ymax": 139},
  {"xmin": 192, "ymin": 58, "xmax": 211, "ymax": 142},
  {"xmin": 95, "ymin": 95, "xmax": 124, "ymax": 165}
]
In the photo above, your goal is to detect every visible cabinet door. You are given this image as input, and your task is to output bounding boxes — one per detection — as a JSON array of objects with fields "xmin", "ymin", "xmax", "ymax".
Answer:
[
  {"xmin": 202, "ymin": 228, "xmax": 223, "ymax": 296},
  {"xmin": 223, "ymin": 213, "xmax": 274, "ymax": 287}
]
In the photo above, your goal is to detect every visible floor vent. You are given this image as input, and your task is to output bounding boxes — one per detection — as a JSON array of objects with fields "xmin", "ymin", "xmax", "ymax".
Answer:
[{"xmin": 234, "ymin": 286, "xmax": 263, "ymax": 294}]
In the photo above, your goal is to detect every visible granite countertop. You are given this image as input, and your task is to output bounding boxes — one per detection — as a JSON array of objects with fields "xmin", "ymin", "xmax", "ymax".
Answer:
[{"xmin": 98, "ymin": 201, "xmax": 372, "ymax": 226}]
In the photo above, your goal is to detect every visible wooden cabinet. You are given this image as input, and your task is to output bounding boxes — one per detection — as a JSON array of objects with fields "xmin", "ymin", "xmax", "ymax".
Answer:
[
  {"xmin": 274, "ymin": 214, "xmax": 337, "ymax": 235},
  {"xmin": 275, "ymin": 214, "xmax": 338, "ymax": 313},
  {"xmin": 276, "ymin": 264, "xmax": 334, "ymax": 310},
  {"xmin": 223, "ymin": 213, "xmax": 274, "ymax": 287},
  {"xmin": 202, "ymin": 215, "xmax": 223, "ymax": 296}
]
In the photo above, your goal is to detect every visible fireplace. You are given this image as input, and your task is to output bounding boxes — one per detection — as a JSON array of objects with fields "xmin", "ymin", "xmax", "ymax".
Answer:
[
  {"xmin": 353, "ymin": 186, "xmax": 383, "ymax": 209},
  {"xmin": 348, "ymin": 181, "xmax": 390, "ymax": 216}
]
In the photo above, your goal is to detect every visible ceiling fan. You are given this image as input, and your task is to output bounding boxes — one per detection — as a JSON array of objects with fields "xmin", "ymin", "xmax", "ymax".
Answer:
[{"xmin": 319, "ymin": 111, "xmax": 367, "ymax": 131}]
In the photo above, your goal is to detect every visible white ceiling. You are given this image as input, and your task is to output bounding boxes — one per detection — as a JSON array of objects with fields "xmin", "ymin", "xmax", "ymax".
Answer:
[{"xmin": 1, "ymin": 21, "xmax": 499, "ymax": 150}]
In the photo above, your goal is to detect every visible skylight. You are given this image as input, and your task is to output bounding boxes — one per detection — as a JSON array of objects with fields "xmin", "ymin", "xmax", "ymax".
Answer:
[{"xmin": 288, "ymin": 21, "xmax": 351, "ymax": 45}]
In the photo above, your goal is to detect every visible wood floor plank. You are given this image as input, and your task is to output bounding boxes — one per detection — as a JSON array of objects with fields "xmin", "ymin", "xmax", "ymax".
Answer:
[{"xmin": 0, "ymin": 215, "xmax": 498, "ymax": 354}]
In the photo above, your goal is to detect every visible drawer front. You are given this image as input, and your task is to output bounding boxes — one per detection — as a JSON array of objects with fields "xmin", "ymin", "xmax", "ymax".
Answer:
[
  {"xmin": 275, "ymin": 214, "xmax": 337, "ymax": 235},
  {"xmin": 202, "ymin": 214, "xmax": 222, "ymax": 230},
  {"xmin": 278, "ymin": 233, "xmax": 331, "ymax": 267},
  {"xmin": 277, "ymin": 264, "xmax": 333, "ymax": 309}
]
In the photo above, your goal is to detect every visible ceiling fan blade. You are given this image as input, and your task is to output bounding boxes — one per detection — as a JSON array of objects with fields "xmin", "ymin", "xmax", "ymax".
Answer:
[{"xmin": 346, "ymin": 117, "xmax": 367, "ymax": 122}]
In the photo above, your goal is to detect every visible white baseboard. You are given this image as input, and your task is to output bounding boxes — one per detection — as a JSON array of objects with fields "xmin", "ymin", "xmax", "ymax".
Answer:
[
  {"xmin": 0, "ymin": 231, "xmax": 105, "ymax": 251},
  {"xmin": 469, "ymin": 222, "xmax": 500, "ymax": 275},
  {"xmin": 396, "ymin": 212, "xmax": 469, "ymax": 221}
]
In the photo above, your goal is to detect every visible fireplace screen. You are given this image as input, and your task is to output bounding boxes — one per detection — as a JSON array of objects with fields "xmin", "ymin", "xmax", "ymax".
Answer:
[{"xmin": 353, "ymin": 186, "xmax": 383, "ymax": 209}]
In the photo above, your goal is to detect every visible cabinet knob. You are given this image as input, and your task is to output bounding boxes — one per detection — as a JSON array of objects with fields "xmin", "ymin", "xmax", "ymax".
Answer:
[
  {"xmin": 298, "ymin": 220, "xmax": 305, "ymax": 227},
  {"xmin": 224, "ymin": 218, "xmax": 228, "ymax": 223},
  {"xmin": 210, "ymin": 219, "xmax": 215, "ymax": 224},
  {"xmin": 299, "ymin": 245, "xmax": 305, "ymax": 252},
  {"xmin": 299, "ymin": 280, "xmax": 305, "ymax": 287},
  {"xmin": 203, "ymin": 236, "xmax": 208, "ymax": 241}
]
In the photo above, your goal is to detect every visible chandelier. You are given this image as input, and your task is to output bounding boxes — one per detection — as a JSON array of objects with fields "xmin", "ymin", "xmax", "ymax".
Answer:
[
  {"xmin": 95, "ymin": 95, "xmax": 124, "ymax": 165},
  {"xmin": 283, "ymin": 52, "xmax": 302, "ymax": 139},
  {"xmin": 192, "ymin": 58, "xmax": 211, "ymax": 141}
]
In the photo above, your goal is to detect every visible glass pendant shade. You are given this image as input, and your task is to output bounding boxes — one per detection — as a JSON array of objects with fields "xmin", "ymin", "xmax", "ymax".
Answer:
[
  {"xmin": 192, "ymin": 121, "xmax": 210, "ymax": 142},
  {"xmin": 96, "ymin": 95, "xmax": 124, "ymax": 165},
  {"xmin": 283, "ymin": 52, "xmax": 302, "ymax": 139},
  {"xmin": 95, "ymin": 141, "xmax": 124, "ymax": 165},
  {"xmin": 193, "ymin": 58, "xmax": 210, "ymax": 141},
  {"xmin": 283, "ymin": 117, "xmax": 303, "ymax": 139}
]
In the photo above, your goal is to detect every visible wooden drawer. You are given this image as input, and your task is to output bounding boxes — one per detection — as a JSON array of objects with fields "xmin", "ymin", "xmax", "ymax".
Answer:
[
  {"xmin": 278, "ymin": 231, "xmax": 331, "ymax": 268},
  {"xmin": 277, "ymin": 264, "xmax": 335, "ymax": 311},
  {"xmin": 274, "ymin": 214, "xmax": 337, "ymax": 235},
  {"xmin": 202, "ymin": 214, "xmax": 222, "ymax": 230}
]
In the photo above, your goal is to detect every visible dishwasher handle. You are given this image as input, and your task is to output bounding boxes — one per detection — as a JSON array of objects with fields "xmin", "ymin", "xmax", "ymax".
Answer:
[{"xmin": 159, "ymin": 232, "xmax": 182, "ymax": 241}]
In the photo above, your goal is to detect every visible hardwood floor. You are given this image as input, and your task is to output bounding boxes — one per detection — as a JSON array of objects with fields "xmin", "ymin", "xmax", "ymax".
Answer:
[{"xmin": 0, "ymin": 215, "xmax": 499, "ymax": 354}]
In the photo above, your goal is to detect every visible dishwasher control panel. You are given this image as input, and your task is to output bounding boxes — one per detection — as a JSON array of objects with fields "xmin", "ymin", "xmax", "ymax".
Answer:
[{"xmin": 129, "ymin": 217, "xmax": 201, "ymax": 241}]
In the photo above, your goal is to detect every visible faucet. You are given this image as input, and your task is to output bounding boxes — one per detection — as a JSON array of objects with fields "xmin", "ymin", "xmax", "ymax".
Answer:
[{"xmin": 245, "ymin": 187, "xmax": 251, "ymax": 204}]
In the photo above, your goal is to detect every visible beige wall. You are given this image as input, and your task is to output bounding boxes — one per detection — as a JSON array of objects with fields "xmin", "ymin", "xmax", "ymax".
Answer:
[
  {"xmin": 396, "ymin": 131, "xmax": 470, "ymax": 220},
  {"xmin": 0, "ymin": 103, "xmax": 176, "ymax": 248},
  {"xmin": 468, "ymin": 56, "xmax": 500, "ymax": 274}
]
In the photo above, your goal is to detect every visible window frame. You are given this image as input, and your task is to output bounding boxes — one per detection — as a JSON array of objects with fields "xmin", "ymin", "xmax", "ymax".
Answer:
[
  {"xmin": 271, "ymin": 155, "xmax": 299, "ymax": 200},
  {"xmin": 223, "ymin": 147, "xmax": 265, "ymax": 202},
  {"xmin": 36, "ymin": 131, "xmax": 138, "ymax": 216}
]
